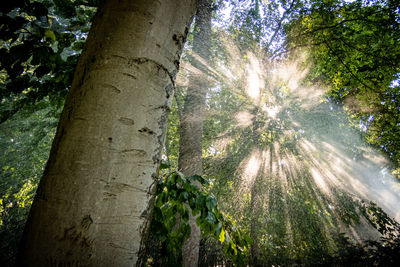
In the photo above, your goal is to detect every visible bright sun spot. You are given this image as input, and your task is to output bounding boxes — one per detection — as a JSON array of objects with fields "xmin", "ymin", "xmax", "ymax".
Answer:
[
  {"xmin": 310, "ymin": 167, "xmax": 330, "ymax": 194},
  {"xmin": 246, "ymin": 53, "xmax": 263, "ymax": 101},
  {"xmin": 242, "ymin": 150, "xmax": 262, "ymax": 187},
  {"xmin": 235, "ymin": 110, "xmax": 254, "ymax": 128},
  {"xmin": 262, "ymin": 105, "xmax": 279, "ymax": 119}
]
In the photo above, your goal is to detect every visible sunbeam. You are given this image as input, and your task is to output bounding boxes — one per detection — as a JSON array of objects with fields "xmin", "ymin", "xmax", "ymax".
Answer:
[{"xmin": 203, "ymin": 35, "xmax": 400, "ymax": 264}]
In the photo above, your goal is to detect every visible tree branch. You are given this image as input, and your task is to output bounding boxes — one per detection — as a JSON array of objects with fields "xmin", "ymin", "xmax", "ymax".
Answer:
[
  {"xmin": 323, "ymin": 38, "xmax": 376, "ymax": 92},
  {"xmin": 265, "ymin": 0, "xmax": 296, "ymax": 52}
]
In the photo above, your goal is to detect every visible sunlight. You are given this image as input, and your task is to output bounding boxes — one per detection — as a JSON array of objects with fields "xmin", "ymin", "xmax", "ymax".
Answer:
[
  {"xmin": 299, "ymin": 134, "xmax": 400, "ymax": 222},
  {"xmin": 247, "ymin": 69, "xmax": 260, "ymax": 100},
  {"xmin": 269, "ymin": 58, "xmax": 325, "ymax": 109},
  {"xmin": 244, "ymin": 152, "xmax": 261, "ymax": 185},
  {"xmin": 246, "ymin": 53, "xmax": 263, "ymax": 101},
  {"xmin": 310, "ymin": 167, "xmax": 330, "ymax": 194},
  {"xmin": 235, "ymin": 110, "xmax": 254, "ymax": 128},
  {"xmin": 177, "ymin": 23, "xmax": 400, "ymax": 263},
  {"xmin": 213, "ymin": 136, "xmax": 232, "ymax": 153},
  {"xmin": 218, "ymin": 31, "xmax": 243, "ymax": 80},
  {"xmin": 262, "ymin": 105, "xmax": 279, "ymax": 119},
  {"xmin": 238, "ymin": 149, "xmax": 263, "ymax": 190},
  {"xmin": 271, "ymin": 60, "xmax": 307, "ymax": 87}
]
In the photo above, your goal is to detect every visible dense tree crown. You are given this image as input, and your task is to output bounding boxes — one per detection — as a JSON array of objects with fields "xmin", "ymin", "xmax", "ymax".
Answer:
[{"xmin": 1, "ymin": 0, "xmax": 400, "ymax": 265}]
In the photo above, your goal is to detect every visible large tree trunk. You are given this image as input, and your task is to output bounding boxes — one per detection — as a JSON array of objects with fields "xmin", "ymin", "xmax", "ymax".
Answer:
[
  {"xmin": 17, "ymin": 0, "xmax": 196, "ymax": 266},
  {"xmin": 178, "ymin": 0, "xmax": 212, "ymax": 266}
]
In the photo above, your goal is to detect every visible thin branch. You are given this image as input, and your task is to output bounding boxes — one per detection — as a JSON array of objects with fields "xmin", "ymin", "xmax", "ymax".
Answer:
[
  {"xmin": 335, "ymin": 37, "xmax": 398, "ymax": 70},
  {"xmin": 324, "ymin": 38, "xmax": 376, "ymax": 92},
  {"xmin": 271, "ymin": 41, "xmax": 326, "ymax": 59},
  {"xmin": 294, "ymin": 9, "xmax": 384, "ymax": 39},
  {"xmin": 265, "ymin": 0, "xmax": 296, "ymax": 52}
]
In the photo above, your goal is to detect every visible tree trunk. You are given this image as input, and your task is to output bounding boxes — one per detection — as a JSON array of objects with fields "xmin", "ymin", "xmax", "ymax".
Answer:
[
  {"xmin": 17, "ymin": 0, "xmax": 196, "ymax": 266},
  {"xmin": 178, "ymin": 0, "xmax": 212, "ymax": 266}
]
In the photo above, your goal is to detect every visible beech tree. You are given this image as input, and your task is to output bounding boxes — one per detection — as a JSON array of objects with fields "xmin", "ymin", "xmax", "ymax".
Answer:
[
  {"xmin": 17, "ymin": 0, "xmax": 196, "ymax": 265},
  {"xmin": 178, "ymin": 0, "xmax": 212, "ymax": 266}
]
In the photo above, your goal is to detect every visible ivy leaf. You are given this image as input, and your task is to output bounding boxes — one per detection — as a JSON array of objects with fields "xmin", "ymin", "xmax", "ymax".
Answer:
[
  {"xmin": 205, "ymin": 211, "xmax": 217, "ymax": 224},
  {"xmin": 192, "ymin": 208, "xmax": 200, "ymax": 217},
  {"xmin": 45, "ymin": 29, "xmax": 56, "ymax": 43},
  {"xmin": 206, "ymin": 196, "xmax": 217, "ymax": 211},
  {"xmin": 182, "ymin": 207, "xmax": 189, "ymax": 222},
  {"xmin": 189, "ymin": 174, "xmax": 209, "ymax": 185},
  {"xmin": 165, "ymin": 216, "xmax": 177, "ymax": 231},
  {"xmin": 181, "ymin": 221, "xmax": 191, "ymax": 238},
  {"xmin": 219, "ymin": 227, "xmax": 225, "ymax": 243},
  {"xmin": 180, "ymin": 191, "xmax": 189, "ymax": 201}
]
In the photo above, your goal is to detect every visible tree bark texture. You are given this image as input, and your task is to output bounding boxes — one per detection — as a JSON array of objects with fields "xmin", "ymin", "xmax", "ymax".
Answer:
[
  {"xmin": 178, "ymin": 0, "xmax": 212, "ymax": 266},
  {"xmin": 17, "ymin": 0, "xmax": 196, "ymax": 266}
]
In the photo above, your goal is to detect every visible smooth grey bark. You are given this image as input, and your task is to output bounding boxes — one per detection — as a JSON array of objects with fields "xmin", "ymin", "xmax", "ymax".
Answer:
[
  {"xmin": 178, "ymin": 0, "xmax": 212, "ymax": 266},
  {"xmin": 17, "ymin": 0, "xmax": 196, "ymax": 266}
]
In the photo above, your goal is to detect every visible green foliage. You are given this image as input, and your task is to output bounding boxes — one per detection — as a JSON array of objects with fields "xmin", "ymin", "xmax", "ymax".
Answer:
[
  {"xmin": 286, "ymin": 0, "xmax": 400, "ymax": 177},
  {"xmin": 200, "ymin": 50, "xmax": 400, "ymax": 264},
  {"xmin": 359, "ymin": 201, "xmax": 399, "ymax": 236},
  {"xmin": 0, "ymin": 1, "xmax": 95, "ymax": 264},
  {"xmin": 0, "ymin": 0, "xmax": 97, "ymax": 124},
  {"xmin": 0, "ymin": 98, "xmax": 60, "ymax": 265},
  {"xmin": 146, "ymin": 167, "xmax": 251, "ymax": 266},
  {"xmin": 226, "ymin": 0, "xmax": 308, "ymax": 54},
  {"xmin": 327, "ymin": 201, "xmax": 400, "ymax": 266}
]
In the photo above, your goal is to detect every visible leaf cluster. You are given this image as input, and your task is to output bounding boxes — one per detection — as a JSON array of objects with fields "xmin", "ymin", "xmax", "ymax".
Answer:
[
  {"xmin": 0, "ymin": 101, "xmax": 59, "ymax": 265},
  {"xmin": 0, "ymin": 0, "xmax": 97, "ymax": 124},
  {"xmin": 146, "ymin": 166, "xmax": 251, "ymax": 266}
]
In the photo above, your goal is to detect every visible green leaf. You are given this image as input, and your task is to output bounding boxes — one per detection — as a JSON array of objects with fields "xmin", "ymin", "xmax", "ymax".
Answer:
[
  {"xmin": 45, "ymin": 29, "xmax": 56, "ymax": 43},
  {"xmin": 155, "ymin": 195, "xmax": 163, "ymax": 207},
  {"xmin": 205, "ymin": 211, "xmax": 217, "ymax": 224},
  {"xmin": 243, "ymin": 234, "xmax": 253, "ymax": 245},
  {"xmin": 181, "ymin": 221, "xmax": 191, "ymax": 238},
  {"xmin": 180, "ymin": 191, "xmax": 189, "ymax": 201},
  {"xmin": 182, "ymin": 207, "xmax": 189, "ymax": 222},
  {"xmin": 188, "ymin": 198, "xmax": 196, "ymax": 209},
  {"xmin": 206, "ymin": 196, "xmax": 217, "ymax": 211},
  {"xmin": 219, "ymin": 227, "xmax": 225, "ymax": 243},
  {"xmin": 214, "ymin": 222, "xmax": 222, "ymax": 235},
  {"xmin": 165, "ymin": 216, "xmax": 177, "ymax": 231},
  {"xmin": 192, "ymin": 208, "xmax": 200, "ymax": 217},
  {"xmin": 177, "ymin": 202, "xmax": 185, "ymax": 216},
  {"xmin": 170, "ymin": 189, "xmax": 178, "ymax": 199},
  {"xmin": 190, "ymin": 174, "xmax": 209, "ymax": 185},
  {"xmin": 195, "ymin": 194, "xmax": 206, "ymax": 209},
  {"xmin": 176, "ymin": 171, "xmax": 186, "ymax": 181}
]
